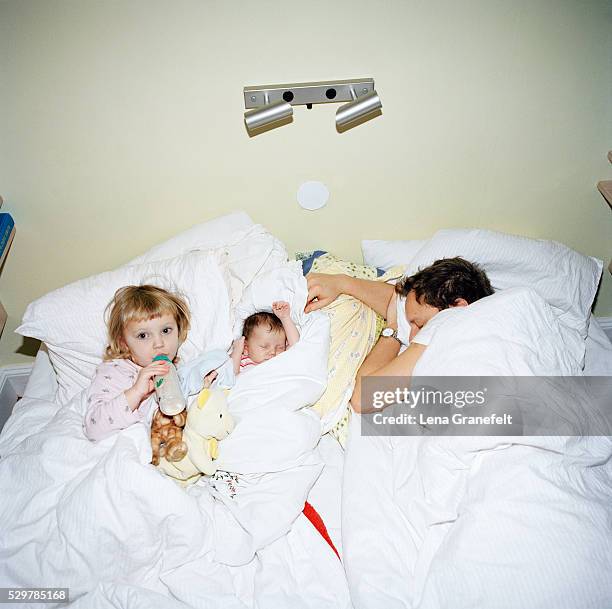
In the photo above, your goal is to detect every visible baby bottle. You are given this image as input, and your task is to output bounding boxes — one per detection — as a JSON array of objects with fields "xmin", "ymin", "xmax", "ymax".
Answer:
[{"xmin": 153, "ymin": 355, "xmax": 186, "ymax": 416}]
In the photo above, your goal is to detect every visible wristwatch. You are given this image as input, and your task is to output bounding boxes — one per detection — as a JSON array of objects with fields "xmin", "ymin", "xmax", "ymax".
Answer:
[{"xmin": 381, "ymin": 327, "xmax": 400, "ymax": 342}]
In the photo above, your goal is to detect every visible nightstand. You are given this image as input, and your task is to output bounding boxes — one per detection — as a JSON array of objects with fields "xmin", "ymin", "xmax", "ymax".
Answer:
[{"xmin": 597, "ymin": 150, "xmax": 612, "ymax": 210}]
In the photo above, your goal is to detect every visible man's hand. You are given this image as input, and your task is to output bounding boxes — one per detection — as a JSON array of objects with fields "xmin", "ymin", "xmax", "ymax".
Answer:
[
  {"xmin": 305, "ymin": 273, "xmax": 345, "ymax": 313},
  {"xmin": 306, "ymin": 272, "xmax": 395, "ymax": 318},
  {"xmin": 272, "ymin": 300, "xmax": 291, "ymax": 320}
]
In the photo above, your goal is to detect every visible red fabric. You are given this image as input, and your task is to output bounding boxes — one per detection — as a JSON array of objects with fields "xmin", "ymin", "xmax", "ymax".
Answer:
[{"xmin": 302, "ymin": 501, "xmax": 341, "ymax": 561}]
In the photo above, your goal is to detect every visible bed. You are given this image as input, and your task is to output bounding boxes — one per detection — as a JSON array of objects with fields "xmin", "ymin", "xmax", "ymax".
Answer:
[
  {"xmin": 0, "ymin": 213, "xmax": 351, "ymax": 609},
  {"xmin": 345, "ymin": 229, "xmax": 612, "ymax": 609},
  {"xmin": 1, "ymin": 213, "xmax": 611, "ymax": 609}
]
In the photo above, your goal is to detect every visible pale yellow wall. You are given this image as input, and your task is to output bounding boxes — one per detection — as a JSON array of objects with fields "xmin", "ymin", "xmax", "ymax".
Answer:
[{"xmin": 1, "ymin": 0, "xmax": 611, "ymax": 366}]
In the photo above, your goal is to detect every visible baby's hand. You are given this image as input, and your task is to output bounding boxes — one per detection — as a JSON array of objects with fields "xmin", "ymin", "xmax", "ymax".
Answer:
[
  {"xmin": 272, "ymin": 301, "xmax": 291, "ymax": 320},
  {"xmin": 203, "ymin": 370, "xmax": 218, "ymax": 389},
  {"xmin": 231, "ymin": 336, "xmax": 246, "ymax": 357},
  {"xmin": 230, "ymin": 337, "xmax": 245, "ymax": 374}
]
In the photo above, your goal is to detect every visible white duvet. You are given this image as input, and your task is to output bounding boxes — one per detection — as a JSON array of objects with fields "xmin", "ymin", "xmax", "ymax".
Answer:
[
  {"xmin": 0, "ymin": 315, "xmax": 349, "ymax": 609},
  {"xmin": 0, "ymin": 250, "xmax": 349, "ymax": 608},
  {"xmin": 342, "ymin": 288, "xmax": 612, "ymax": 609}
]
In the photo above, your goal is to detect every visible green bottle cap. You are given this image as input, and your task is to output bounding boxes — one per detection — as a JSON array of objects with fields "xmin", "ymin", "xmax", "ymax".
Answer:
[{"xmin": 152, "ymin": 354, "xmax": 172, "ymax": 363}]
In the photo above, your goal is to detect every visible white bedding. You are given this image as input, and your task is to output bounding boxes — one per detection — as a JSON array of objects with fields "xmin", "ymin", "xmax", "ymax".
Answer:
[
  {"xmin": 342, "ymin": 289, "xmax": 612, "ymax": 609},
  {"xmin": 0, "ymin": 322, "xmax": 350, "ymax": 609},
  {"xmin": 3, "ymin": 213, "xmax": 612, "ymax": 609},
  {"xmin": 584, "ymin": 317, "xmax": 612, "ymax": 375},
  {"xmin": 0, "ymin": 216, "xmax": 351, "ymax": 609}
]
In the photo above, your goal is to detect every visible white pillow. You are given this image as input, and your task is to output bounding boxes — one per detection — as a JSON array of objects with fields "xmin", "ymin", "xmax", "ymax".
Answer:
[
  {"xmin": 413, "ymin": 287, "xmax": 586, "ymax": 376},
  {"xmin": 404, "ymin": 228, "xmax": 603, "ymax": 339},
  {"xmin": 16, "ymin": 251, "xmax": 233, "ymax": 404},
  {"xmin": 129, "ymin": 211, "xmax": 288, "ymax": 308},
  {"xmin": 361, "ymin": 239, "xmax": 429, "ymax": 270},
  {"xmin": 128, "ymin": 210, "xmax": 255, "ymax": 265},
  {"xmin": 232, "ymin": 262, "xmax": 308, "ymax": 338}
]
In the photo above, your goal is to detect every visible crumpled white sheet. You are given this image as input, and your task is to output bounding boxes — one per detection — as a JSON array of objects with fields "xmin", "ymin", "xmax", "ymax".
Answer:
[
  {"xmin": 0, "ymin": 311, "xmax": 346, "ymax": 608},
  {"xmin": 128, "ymin": 213, "xmax": 290, "ymax": 312},
  {"xmin": 343, "ymin": 288, "xmax": 612, "ymax": 609},
  {"xmin": 0, "ymin": 233, "xmax": 349, "ymax": 609},
  {"xmin": 232, "ymin": 261, "xmax": 309, "ymax": 337}
]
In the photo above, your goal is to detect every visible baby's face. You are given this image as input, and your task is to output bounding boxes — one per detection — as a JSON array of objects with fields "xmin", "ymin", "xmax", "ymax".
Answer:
[{"xmin": 245, "ymin": 325, "xmax": 287, "ymax": 364}]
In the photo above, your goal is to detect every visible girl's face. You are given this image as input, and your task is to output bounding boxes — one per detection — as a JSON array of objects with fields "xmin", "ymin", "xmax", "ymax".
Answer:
[{"xmin": 121, "ymin": 313, "xmax": 179, "ymax": 367}]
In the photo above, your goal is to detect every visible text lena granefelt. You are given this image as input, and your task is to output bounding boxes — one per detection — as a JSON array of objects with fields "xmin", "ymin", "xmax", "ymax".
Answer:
[{"xmin": 372, "ymin": 412, "xmax": 514, "ymax": 426}]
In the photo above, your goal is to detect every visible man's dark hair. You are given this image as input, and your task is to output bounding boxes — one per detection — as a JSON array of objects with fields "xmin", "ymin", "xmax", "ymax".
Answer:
[
  {"xmin": 395, "ymin": 257, "xmax": 494, "ymax": 309},
  {"xmin": 242, "ymin": 311, "xmax": 284, "ymax": 339}
]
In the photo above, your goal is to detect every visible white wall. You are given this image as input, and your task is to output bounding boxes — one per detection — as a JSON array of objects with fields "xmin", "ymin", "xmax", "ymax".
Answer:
[{"xmin": 1, "ymin": 0, "xmax": 611, "ymax": 365}]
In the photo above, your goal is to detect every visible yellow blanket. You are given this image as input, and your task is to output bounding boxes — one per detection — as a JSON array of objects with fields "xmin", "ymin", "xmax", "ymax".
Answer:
[{"xmin": 308, "ymin": 254, "xmax": 403, "ymax": 447}]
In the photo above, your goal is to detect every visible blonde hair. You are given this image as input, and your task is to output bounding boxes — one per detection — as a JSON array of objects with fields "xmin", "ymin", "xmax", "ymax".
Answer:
[{"xmin": 104, "ymin": 285, "xmax": 191, "ymax": 361}]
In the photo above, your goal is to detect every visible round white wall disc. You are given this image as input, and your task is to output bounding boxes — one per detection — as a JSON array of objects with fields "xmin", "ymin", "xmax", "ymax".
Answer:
[{"xmin": 297, "ymin": 181, "xmax": 329, "ymax": 211}]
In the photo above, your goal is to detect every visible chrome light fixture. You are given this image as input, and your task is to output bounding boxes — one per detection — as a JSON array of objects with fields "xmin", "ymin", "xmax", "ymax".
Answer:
[
  {"xmin": 244, "ymin": 92, "xmax": 293, "ymax": 137},
  {"xmin": 335, "ymin": 88, "xmax": 382, "ymax": 133},
  {"xmin": 243, "ymin": 78, "xmax": 382, "ymax": 136}
]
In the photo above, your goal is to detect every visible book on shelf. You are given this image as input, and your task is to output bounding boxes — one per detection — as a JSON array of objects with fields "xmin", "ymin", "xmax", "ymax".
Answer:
[
  {"xmin": 0, "ymin": 213, "xmax": 15, "ymax": 269},
  {"xmin": 0, "ymin": 301, "xmax": 6, "ymax": 336},
  {"xmin": 0, "ymin": 209, "xmax": 13, "ymax": 337}
]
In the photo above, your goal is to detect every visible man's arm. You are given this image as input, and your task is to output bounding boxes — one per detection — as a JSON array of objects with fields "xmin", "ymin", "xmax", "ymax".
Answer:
[
  {"xmin": 351, "ymin": 335, "xmax": 401, "ymax": 413},
  {"xmin": 350, "ymin": 343, "xmax": 426, "ymax": 413},
  {"xmin": 305, "ymin": 272, "xmax": 425, "ymax": 412},
  {"xmin": 305, "ymin": 273, "xmax": 394, "ymax": 317}
]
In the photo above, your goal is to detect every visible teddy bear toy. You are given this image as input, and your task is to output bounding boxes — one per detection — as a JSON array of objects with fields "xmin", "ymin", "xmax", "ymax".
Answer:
[
  {"xmin": 150, "ymin": 409, "xmax": 188, "ymax": 466},
  {"xmin": 157, "ymin": 387, "xmax": 235, "ymax": 484}
]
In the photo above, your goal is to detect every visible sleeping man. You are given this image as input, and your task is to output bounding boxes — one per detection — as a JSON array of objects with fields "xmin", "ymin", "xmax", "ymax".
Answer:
[
  {"xmin": 304, "ymin": 257, "xmax": 494, "ymax": 412},
  {"xmin": 308, "ymin": 257, "xmax": 612, "ymax": 609}
]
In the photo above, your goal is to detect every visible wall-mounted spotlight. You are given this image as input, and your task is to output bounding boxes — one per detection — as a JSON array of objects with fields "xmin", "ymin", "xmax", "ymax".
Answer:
[
  {"xmin": 335, "ymin": 88, "xmax": 382, "ymax": 133},
  {"xmin": 243, "ymin": 78, "xmax": 382, "ymax": 136},
  {"xmin": 244, "ymin": 92, "xmax": 293, "ymax": 137}
]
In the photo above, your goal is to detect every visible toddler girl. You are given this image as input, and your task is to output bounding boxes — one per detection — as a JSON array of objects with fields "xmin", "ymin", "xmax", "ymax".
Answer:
[
  {"xmin": 84, "ymin": 284, "xmax": 190, "ymax": 441},
  {"xmin": 230, "ymin": 301, "xmax": 299, "ymax": 375}
]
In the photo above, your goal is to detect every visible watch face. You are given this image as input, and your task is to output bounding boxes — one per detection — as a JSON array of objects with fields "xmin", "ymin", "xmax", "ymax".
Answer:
[{"xmin": 382, "ymin": 328, "xmax": 393, "ymax": 337}]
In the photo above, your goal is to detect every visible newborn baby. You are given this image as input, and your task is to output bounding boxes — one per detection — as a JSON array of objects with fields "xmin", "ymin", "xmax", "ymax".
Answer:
[{"xmin": 231, "ymin": 301, "xmax": 300, "ymax": 374}]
